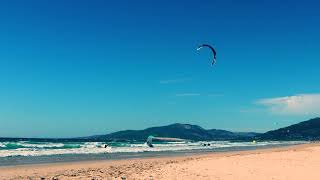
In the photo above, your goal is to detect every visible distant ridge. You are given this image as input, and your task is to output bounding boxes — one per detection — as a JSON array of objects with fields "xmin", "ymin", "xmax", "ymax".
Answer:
[
  {"xmin": 257, "ymin": 117, "xmax": 320, "ymax": 140},
  {"xmin": 84, "ymin": 123, "xmax": 259, "ymax": 141},
  {"xmin": 3, "ymin": 118, "xmax": 319, "ymax": 141}
]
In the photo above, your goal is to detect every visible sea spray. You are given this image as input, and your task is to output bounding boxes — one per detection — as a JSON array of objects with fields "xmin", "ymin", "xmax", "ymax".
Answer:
[{"xmin": 0, "ymin": 140, "xmax": 305, "ymax": 158}]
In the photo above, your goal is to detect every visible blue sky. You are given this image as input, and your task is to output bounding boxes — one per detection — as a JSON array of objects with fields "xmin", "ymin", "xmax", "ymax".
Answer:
[{"xmin": 0, "ymin": 0, "xmax": 319, "ymax": 137}]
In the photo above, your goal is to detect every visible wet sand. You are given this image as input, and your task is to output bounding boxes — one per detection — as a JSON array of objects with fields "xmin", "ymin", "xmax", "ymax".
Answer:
[{"xmin": 0, "ymin": 143, "xmax": 319, "ymax": 180}]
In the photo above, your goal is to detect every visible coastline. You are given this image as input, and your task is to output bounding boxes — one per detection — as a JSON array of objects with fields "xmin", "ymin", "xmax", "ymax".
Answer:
[
  {"xmin": 0, "ymin": 141, "xmax": 304, "ymax": 167},
  {"xmin": 0, "ymin": 143, "xmax": 319, "ymax": 179}
]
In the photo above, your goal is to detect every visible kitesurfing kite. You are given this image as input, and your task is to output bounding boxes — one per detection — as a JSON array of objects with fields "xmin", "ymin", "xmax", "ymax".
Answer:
[
  {"xmin": 197, "ymin": 44, "xmax": 217, "ymax": 66},
  {"xmin": 146, "ymin": 136, "xmax": 186, "ymax": 148}
]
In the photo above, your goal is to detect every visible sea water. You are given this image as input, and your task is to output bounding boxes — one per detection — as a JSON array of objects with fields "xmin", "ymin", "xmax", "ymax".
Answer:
[{"xmin": 0, "ymin": 138, "xmax": 306, "ymax": 166}]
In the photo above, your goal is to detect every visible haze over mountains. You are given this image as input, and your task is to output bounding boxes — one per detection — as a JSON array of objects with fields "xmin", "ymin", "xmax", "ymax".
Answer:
[{"xmin": 85, "ymin": 118, "xmax": 320, "ymax": 141}]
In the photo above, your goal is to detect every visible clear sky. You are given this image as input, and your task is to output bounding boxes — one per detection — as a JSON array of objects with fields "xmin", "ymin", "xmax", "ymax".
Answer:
[{"xmin": 0, "ymin": 0, "xmax": 319, "ymax": 138}]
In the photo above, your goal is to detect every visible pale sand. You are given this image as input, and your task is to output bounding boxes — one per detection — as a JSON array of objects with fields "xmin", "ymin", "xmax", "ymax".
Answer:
[{"xmin": 1, "ymin": 143, "xmax": 320, "ymax": 180}]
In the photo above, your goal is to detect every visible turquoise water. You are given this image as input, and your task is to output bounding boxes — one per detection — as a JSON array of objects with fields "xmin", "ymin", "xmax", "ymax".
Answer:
[{"xmin": 0, "ymin": 138, "xmax": 306, "ymax": 166}]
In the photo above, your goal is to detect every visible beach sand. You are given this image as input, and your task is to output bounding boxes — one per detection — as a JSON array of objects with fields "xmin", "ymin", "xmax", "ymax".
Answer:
[{"xmin": 1, "ymin": 143, "xmax": 320, "ymax": 180}]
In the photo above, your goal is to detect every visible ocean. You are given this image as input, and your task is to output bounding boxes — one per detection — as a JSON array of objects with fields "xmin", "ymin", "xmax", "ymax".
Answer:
[{"xmin": 0, "ymin": 138, "xmax": 306, "ymax": 166}]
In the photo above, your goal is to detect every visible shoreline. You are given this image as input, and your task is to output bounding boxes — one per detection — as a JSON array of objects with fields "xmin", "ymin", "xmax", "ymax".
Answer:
[
  {"xmin": 0, "ymin": 143, "xmax": 319, "ymax": 179},
  {"xmin": 0, "ymin": 142, "xmax": 305, "ymax": 167}
]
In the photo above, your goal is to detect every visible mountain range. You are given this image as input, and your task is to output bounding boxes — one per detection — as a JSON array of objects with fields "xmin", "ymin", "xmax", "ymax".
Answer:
[
  {"xmin": 256, "ymin": 117, "xmax": 320, "ymax": 140},
  {"xmin": 85, "ymin": 117, "xmax": 320, "ymax": 141},
  {"xmin": 84, "ymin": 123, "xmax": 259, "ymax": 141}
]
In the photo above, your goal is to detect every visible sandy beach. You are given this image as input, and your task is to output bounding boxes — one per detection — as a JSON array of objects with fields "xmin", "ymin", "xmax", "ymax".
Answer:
[{"xmin": 0, "ymin": 143, "xmax": 319, "ymax": 180}]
